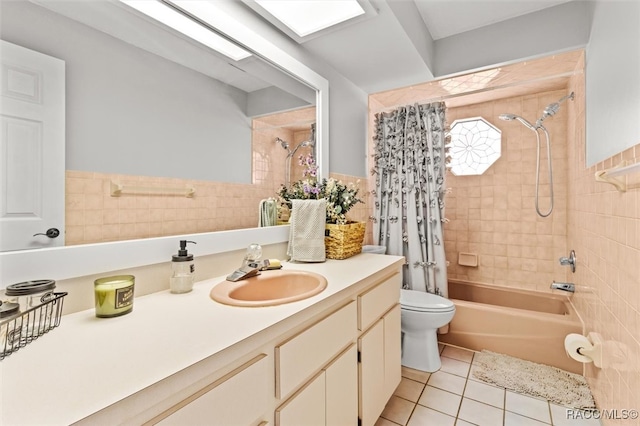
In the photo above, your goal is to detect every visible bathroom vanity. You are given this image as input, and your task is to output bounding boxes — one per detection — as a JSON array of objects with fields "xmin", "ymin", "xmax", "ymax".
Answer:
[{"xmin": 1, "ymin": 254, "xmax": 403, "ymax": 426}]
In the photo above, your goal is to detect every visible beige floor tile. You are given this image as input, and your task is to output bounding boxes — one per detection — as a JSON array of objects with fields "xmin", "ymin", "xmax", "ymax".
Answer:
[
  {"xmin": 393, "ymin": 347, "xmax": 599, "ymax": 426},
  {"xmin": 375, "ymin": 417, "xmax": 402, "ymax": 426},
  {"xmin": 458, "ymin": 397, "xmax": 505, "ymax": 426},
  {"xmin": 380, "ymin": 395, "xmax": 415, "ymax": 425},
  {"xmin": 505, "ymin": 410, "xmax": 550, "ymax": 425},
  {"xmin": 427, "ymin": 371, "xmax": 467, "ymax": 395},
  {"xmin": 402, "ymin": 366, "xmax": 431, "ymax": 383},
  {"xmin": 441, "ymin": 345, "xmax": 475, "ymax": 363},
  {"xmin": 394, "ymin": 377, "xmax": 426, "ymax": 403},
  {"xmin": 407, "ymin": 405, "xmax": 456, "ymax": 426},
  {"xmin": 463, "ymin": 379, "xmax": 505, "ymax": 409},
  {"xmin": 505, "ymin": 391, "xmax": 551, "ymax": 424},
  {"xmin": 440, "ymin": 356, "xmax": 471, "ymax": 378},
  {"xmin": 418, "ymin": 385, "xmax": 462, "ymax": 417}
]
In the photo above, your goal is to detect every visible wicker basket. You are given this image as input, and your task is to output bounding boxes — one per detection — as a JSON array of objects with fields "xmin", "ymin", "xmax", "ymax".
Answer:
[{"xmin": 325, "ymin": 221, "xmax": 366, "ymax": 260}]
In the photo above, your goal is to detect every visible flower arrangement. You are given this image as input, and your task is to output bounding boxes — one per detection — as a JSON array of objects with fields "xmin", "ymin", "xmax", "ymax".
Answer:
[{"xmin": 278, "ymin": 154, "xmax": 363, "ymax": 225}]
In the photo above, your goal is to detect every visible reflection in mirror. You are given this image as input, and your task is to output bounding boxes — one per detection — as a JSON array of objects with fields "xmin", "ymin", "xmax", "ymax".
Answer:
[
  {"xmin": 253, "ymin": 106, "xmax": 316, "ymax": 225},
  {"xmin": 254, "ymin": 110, "xmax": 316, "ymax": 189},
  {"xmin": 277, "ymin": 124, "xmax": 316, "ymax": 189},
  {"xmin": 0, "ymin": 0, "xmax": 318, "ymax": 250}
]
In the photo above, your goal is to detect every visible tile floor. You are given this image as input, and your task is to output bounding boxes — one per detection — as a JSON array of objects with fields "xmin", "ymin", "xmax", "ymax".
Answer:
[{"xmin": 376, "ymin": 344, "xmax": 601, "ymax": 426}]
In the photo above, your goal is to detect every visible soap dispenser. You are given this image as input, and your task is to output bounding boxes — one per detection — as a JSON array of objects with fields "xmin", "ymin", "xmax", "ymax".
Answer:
[{"xmin": 170, "ymin": 240, "xmax": 196, "ymax": 293}]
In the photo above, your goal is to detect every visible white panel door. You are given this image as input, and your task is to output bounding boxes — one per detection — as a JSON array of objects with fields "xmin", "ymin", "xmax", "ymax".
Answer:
[{"xmin": 0, "ymin": 40, "xmax": 65, "ymax": 251}]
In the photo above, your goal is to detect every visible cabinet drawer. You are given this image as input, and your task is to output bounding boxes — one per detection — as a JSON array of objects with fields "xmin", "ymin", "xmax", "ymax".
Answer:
[
  {"xmin": 155, "ymin": 354, "xmax": 268, "ymax": 426},
  {"xmin": 276, "ymin": 301, "xmax": 357, "ymax": 399},
  {"xmin": 358, "ymin": 273, "xmax": 400, "ymax": 331}
]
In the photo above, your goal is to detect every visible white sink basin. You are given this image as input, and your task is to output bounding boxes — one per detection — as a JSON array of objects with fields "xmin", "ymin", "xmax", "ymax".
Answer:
[{"xmin": 210, "ymin": 270, "xmax": 327, "ymax": 307}]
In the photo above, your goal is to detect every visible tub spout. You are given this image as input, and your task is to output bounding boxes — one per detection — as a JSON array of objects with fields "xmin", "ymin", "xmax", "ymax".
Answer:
[{"xmin": 551, "ymin": 281, "xmax": 575, "ymax": 293}]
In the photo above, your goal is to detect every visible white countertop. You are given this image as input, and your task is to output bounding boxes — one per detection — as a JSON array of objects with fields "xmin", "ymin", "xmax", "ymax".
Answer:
[{"xmin": 1, "ymin": 254, "xmax": 403, "ymax": 425}]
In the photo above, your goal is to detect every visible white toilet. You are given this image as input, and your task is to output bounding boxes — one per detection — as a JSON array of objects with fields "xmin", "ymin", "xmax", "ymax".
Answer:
[{"xmin": 400, "ymin": 289, "xmax": 456, "ymax": 372}]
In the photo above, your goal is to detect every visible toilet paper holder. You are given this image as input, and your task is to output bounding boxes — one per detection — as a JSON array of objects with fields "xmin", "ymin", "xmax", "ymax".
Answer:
[{"xmin": 564, "ymin": 332, "xmax": 603, "ymax": 368}]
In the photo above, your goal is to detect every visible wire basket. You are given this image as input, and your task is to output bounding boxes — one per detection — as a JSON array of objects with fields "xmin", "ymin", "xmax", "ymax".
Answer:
[{"xmin": 0, "ymin": 292, "xmax": 67, "ymax": 361}]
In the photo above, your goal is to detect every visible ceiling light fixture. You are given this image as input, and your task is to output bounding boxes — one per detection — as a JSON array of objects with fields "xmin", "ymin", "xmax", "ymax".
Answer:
[
  {"xmin": 255, "ymin": 0, "xmax": 365, "ymax": 37},
  {"xmin": 119, "ymin": 0, "xmax": 251, "ymax": 61}
]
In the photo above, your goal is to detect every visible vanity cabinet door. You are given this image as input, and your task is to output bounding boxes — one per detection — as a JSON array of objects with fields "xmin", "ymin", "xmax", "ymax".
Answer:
[
  {"xmin": 154, "ymin": 354, "xmax": 268, "ymax": 426},
  {"xmin": 358, "ymin": 319, "xmax": 385, "ymax": 426},
  {"xmin": 326, "ymin": 344, "xmax": 358, "ymax": 426},
  {"xmin": 383, "ymin": 304, "xmax": 401, "ymax": 402},
  {"xmin": 276, "ymin": 371, "xmax": 326, "ymax": 426},
  {"xmin": 276, "ymin": 344, "xmax": 357, "ymax": 426},
  {"xmin": 358, "ymin": 304, "xmax": 402, "ymax": 426}
]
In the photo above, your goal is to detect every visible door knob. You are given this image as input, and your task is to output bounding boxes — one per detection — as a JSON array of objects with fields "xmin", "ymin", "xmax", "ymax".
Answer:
[{"xmin": 33, "ymin": 228, "xmax": 60, "ymax": 238}]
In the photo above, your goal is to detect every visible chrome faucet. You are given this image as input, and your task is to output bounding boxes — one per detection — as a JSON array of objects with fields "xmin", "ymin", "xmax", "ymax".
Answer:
[
  {"xmin": 559, "ymin": 250, "xmax": 576, "ymax": 273},
  {"xmin": 226, "ymin": 244, "xmax": 262, "ymax": 282},
  {"xmin": 551, "ymin": 281, "xmax": 575, "ymax": 293}
]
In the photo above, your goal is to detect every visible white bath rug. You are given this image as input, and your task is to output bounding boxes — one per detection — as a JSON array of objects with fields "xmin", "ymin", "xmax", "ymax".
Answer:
[{"xmin": 472, "ymin": 350, "xmax": 596, "ymax": 409}]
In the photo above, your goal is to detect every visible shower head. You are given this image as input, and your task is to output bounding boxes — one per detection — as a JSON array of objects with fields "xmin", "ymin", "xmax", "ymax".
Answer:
[
  {"xmin": 536, "ymin": 92, "xmax": 575, "ymax": 127},
  {"xmin": 542, "ymin": 102, "xmax": 561, "ymax": 118},
  {"xmin": 499, "ymin": 113, "xmax": 536, "ymax": 131},
  {"xmin": 305, "ymin": 123, "xmax": 316, "ymax": 147},
  {"xmin": 499, "ymin": 113, "xmax": 516, "ymax": 121},
  {"xmin": 296, "ymin": 123, "xmax": 316, "ymax": 149},
  {"xmin": 276, "ymin": 137, "xmax": 290, "ymax": 151},
  {"xmin": 284, "ymin": 124, "xmax": 316, "ymax": 158}
]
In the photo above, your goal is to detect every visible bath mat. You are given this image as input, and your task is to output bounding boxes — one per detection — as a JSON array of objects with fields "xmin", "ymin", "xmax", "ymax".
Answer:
[{"xmin": 472, "ymin": 350, "xmax": 596, "ymax": 409}]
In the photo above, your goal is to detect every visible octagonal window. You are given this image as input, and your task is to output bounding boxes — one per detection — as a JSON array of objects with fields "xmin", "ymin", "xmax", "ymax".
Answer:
[{"xmin": 447, "ymin": 117, "xmax": 501, "ymax": 176}]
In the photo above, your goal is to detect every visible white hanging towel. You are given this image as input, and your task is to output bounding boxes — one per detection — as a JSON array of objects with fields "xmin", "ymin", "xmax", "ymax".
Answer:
[
  {"xmin": 258, "ymin": 198, "xmax": 277, "ymax": 227},
  {"xmin": 287, "ymin": 199, "xmax": 326, "ymax": 262}
]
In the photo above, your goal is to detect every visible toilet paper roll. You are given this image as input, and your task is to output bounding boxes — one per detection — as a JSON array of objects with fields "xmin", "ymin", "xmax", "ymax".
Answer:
[{"xmin": 564, "ymin": 333, "xmax": 593, "ymax": 363}]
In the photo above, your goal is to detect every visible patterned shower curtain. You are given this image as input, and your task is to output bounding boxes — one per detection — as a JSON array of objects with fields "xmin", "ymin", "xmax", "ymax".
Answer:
[{"xmin": 372, "ymin": 102, "xmax": 448, "ymax": 297}]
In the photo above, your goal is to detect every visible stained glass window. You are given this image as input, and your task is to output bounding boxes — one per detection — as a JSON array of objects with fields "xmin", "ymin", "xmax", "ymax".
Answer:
[{"xmin": 447, "ymin": 117, "xmax": 501, "ymax": 176}]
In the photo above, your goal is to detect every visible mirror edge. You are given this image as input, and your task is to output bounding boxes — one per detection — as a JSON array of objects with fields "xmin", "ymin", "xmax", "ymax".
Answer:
[
  {"xmin": 0, "ymin": 226, "xmax": 291, "ymax": 284},
  {"xmin": 0, "ymin": 4, "xmax": 329, "ymax": 285}
]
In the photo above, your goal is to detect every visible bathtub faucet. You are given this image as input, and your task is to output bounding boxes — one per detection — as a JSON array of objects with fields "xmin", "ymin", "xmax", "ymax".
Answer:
[
  {"xmin": 551, "ymin": 281, "xmax": 575, "ymax": 293},
  {"xmin": 559, "ymin": 249, "xmax": 576, "ymax": 273}
]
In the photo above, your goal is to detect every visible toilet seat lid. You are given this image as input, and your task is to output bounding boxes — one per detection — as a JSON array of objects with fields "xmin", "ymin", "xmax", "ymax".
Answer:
[{"xmin": 400, "ymin": 289, "xmax": 455, "ymax": 312}]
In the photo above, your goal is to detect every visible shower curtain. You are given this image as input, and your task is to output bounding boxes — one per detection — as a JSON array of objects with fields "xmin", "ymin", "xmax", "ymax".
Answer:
[{"xmin": 372, "ymin": 102, "xmax": 448, "ymax": 297}]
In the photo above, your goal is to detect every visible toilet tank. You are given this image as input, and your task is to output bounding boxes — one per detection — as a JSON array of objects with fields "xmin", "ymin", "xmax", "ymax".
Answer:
[{"xmin": 362, "ymin": 245, "xmax": 386, "ymax": 254}]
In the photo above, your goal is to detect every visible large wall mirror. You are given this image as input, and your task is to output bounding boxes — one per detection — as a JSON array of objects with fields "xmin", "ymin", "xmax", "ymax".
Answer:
[{"xmin": 0, "ymin": 0, "xmax": 329, "ymax": 284}]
